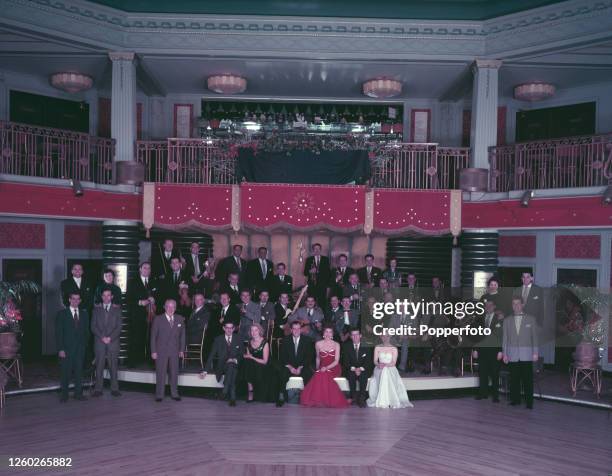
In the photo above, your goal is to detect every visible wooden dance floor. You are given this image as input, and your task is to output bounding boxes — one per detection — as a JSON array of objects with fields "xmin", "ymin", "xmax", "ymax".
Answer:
[{"xmin": 2, "ymin": 391, "xmax": 610, "ymax": 476}]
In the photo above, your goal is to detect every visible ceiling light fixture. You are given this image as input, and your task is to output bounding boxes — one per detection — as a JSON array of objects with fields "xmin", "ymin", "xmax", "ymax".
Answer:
[
  {"xmin": 362, "ymin": 78, "xmax": 402, "ymax": 99},
  {"xmin": 514, "ymin": 82, "xmax": 555, "ymax": 102},
  {"xmin": 50, "ymin": 72, "xmax": 93, "ymax": 93},
  {"xmin": 207, "ymin": 75, "xmax": 247, "ymax": 95}
]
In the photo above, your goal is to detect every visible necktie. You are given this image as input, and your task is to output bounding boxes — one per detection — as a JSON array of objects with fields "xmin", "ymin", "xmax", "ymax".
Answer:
[
  {"xmin": 73, "ymin": 309, "xmax": 79, "ymax": 327},
  {"xmin": 165, "ymin": 252, "xmax": 170, "ymax": 259},
  {"xmin": 486, "ymin": 314, "xmax": 492, "ymax": 328},
  {"xmin": 294, "ymin": 337, "xmax": 299, "ymax": 355},
  {"xmin": 522, "ymin": 286, "xmax": 529, "ymax": 302},
  {"xmin": 308, "ymin": 309, "xmax": 312, "ymax": 318},
  {"xmin": 354, "ymin": 344, "xmax": 359, "ymax": 356},
  {"xmin": 222, "ymin": 308, "xmax": 226, "ymax": 319},
  {"xmin": 315, "ymin": 256, "xmax": 319, "ymax": 268},
  {"xmin": 515, "ymin": 314, "xmax": 523, "ymax": 335},
  {"xmin": 194, "ymin": 256, "xmax": 200, "ymax": 275},
  {"xmin": 341, "ymin": 267, "xmax": 345, "ymax": 274},
  {"xmin": 169, "ymin": 316, "xmax": 174, "ymax": 328},
  {"xmin": 344, "ymin": 311, "xmax": 350, "ymax": 325},
  {"xmin": 144, "ymin": 278, "xmax": 148, "ymax": 287},
  {"xmin": 280, "ymin": 275, "xmax": 284, "ymax": 282},
  {"xmin": 226, "ymin": 336, "xmax": 231, "ymax": 353},
  {"xmin": 174, "ymin": 272, "xmax": 179, "ymax": 283},
  {"xmin": 261, "ymin": 260, "xmax": 266, "ymax": 278},
  {"xmin": 236, "ymin": 257, "xmax": 241, "ymax": 269}
]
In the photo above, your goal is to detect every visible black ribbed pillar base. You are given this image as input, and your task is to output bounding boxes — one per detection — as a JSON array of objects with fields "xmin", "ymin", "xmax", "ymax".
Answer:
[
  {"xmin": 460, "ymin": 231, "xmax": 499, "ymax": 293},
  {"xmin": 102, "ymin": 221, "xmax": 142, "ymax": 363},
  {"xmin": 386, "ymin": 235, "xmax": 454, "ymax": 286}
]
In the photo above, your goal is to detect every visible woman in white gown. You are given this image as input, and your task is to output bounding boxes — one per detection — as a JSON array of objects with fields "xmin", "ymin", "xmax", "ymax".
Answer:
[{"xmin": 367, "ymin": 334, "xmax": 414, "ymax": 409}]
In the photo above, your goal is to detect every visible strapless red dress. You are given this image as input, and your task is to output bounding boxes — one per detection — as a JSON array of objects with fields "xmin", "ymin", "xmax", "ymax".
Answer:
[{"xmin": 300, "ymin": 349, "xmax": 349, "ymax": 408}]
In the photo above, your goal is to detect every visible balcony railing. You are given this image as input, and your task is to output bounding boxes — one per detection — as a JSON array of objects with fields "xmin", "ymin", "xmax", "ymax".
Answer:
[
  {"xmin": 136, "ymin": 138, "xmax": 470, "ymax": 189},
  {"xmin": 0, "ymin": 121, "xmax": 115, "ymax": 185},
  {"xmin": 489, "ymin": 133, "xmax": 612, "ymax": 192}
]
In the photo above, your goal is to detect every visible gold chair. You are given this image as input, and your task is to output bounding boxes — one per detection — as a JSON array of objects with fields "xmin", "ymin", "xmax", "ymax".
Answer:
[
  {"xmin": 0, "ymin": 355, "xmax": 23, "ymax": 388},
  {"xmin": 183, "ymin": 325, "xmax": 207, "ymax": 369}
]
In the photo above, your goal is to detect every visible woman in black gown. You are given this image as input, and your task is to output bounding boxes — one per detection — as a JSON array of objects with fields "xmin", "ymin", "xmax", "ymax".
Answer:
[{"xmin": 242, "ymin": 323, "xmax": 270, "ymax": 402}]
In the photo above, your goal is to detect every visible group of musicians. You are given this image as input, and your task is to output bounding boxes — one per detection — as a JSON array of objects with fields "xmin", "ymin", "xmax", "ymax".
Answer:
[{"xmin": 56, "ymin": 239, "xmax": 541, "ymax": 409}]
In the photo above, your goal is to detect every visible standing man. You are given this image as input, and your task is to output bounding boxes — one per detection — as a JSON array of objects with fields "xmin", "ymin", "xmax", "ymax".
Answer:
[
  {"xmin": 273, "ymin": 293, "xmax": 292, "ymax": 340},
  {"xmin": 153, "ymin": 238, "xmax": 181, "ymax": 279},
  {"xmin": 55, "ymin": 292, "xmax": 89, "ymax": 402},
  {"xmin": 187, "ymin": 293, "xmax": 210, "ymax": 356},
  {"xmin": 472, "ymin": 300, "xmax": 503, "ymax": 402},
  {"xmin": 161, "ymin": 257, "xmax": 189, "ymax": 304},
  {"xmin": 343, "ymin": 273, "xmax": 363, "ymax": 311},
  {"xmin": 382, "ymin": 257, "xmax": 402, "ymax": 288},
  {"xmin": 357, "ymin": 254, "xmax": 382, "ymax": 288},
  {"xmin": 185, "ymin": 242, "xmax": 213, "ymax": 296},
  {"xmin": 220, "ymin": 272, "xmax": 242, "ymax": 305},
  {"xmin": 91, "ymin": 289, "xmax": 122, "ymax": 397},
  {"xmin": 337, "ymin": 296, "xmax": 360, "ymax": 342},
  {"xmin": 331, "ymin": 254, "xmax": 354, "ymax": 299},
  {"xmin": 247, "ymin": 246, "xmax": 274, "ymax": 298},
  {"xmin": 201, "ymin": 321, "xmax": 244, "ymax": 406},
  {"xmin": 270, "ymin": 263, "xmax": 293, "ymax": 302},
  {"xmin": 60, "ymin": 263, "xmax": 92, "ymax": 309},
  {"xmin": 342, "ymin": 328, "xmax": 373, "ymax": 407},
  {"xmin": 503, "ymin": 297, "xmax": 539, "ymax": 409},
  {"xmin": 290, "ymin": 295, "xmax": 324, "ymax": 341},
  {"xmin": 258, "ymin": 290, "xmax": 275, "ymax": 340},
  {"xmin": 303, "ymin": 243, "xmax": 330, "ymax": 307},
  {"xmin": 126, "ymin": 262, "xmax": 157, "ymax": 367},
  {"xmin": 151, "ymin": 299, "xmax": 186, "ymax": 402},
  {"xmin": 238, "ymin": 290, "xmax": 261, "ymax": 343},
  {"xmin": 217, "ymin": 244, "xmax": 247, "ymax": 286},
  {"xmin": 513, "ymin": 272, "xmax": 543, "ymax": 326},
  {"xmin": 278, "ymin": 320, "xmax": 315, "ymax": 407}
]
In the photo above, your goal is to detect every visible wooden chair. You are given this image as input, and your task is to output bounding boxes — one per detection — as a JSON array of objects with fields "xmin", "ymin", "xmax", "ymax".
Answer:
[
  {"xmin": 183, "ymin": 325, "xmax": 207, "ymax": 369},
  {"xmin": 0, "ymin": 354, "xmax": 23, "ymax": 388},
  {"xmin": 0, "ymin": 367, "xmax": 7, "ymax": 409}
]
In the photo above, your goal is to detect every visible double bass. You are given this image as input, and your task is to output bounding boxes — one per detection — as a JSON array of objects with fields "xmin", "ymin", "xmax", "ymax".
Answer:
[{"xmin": 283, "ymin": 285, "xmax": 309, "ymax": 336}]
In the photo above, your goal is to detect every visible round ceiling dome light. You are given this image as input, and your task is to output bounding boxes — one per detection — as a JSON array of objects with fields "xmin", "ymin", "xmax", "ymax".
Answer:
[
  {"xmin": 362, "ymin": 78, "xmax": 402, "ymax": 98},
  {"xmin": 207, "ymin": 75, "xmax": 247, "ymax": 94},
  {"xmin": 50, "ymin": 72, "xmax": 93, "ymax": 93},
  {"xmin": 514, "ymin": 82, "xmax": 555, "ymax": 101}
]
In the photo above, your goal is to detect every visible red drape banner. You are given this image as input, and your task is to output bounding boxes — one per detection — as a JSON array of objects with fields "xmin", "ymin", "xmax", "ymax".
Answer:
[
  {"xmin": 149, "ymin": 184, "xmax": 233, "ymax": 230},
  {"xmin": 241, "ymin": 183, "xmax": 365, "ymax": 232},
  {"xmin": 373, "ymin": 189, "xmax": 452, "ymax": 235}
]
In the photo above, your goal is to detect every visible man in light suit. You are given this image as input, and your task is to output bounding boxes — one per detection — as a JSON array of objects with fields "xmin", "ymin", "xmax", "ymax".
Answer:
[
  {"xmin": 503, "ymin": 297, "xmax": 539, "ymax": 409},
  {"xmin": 200, "ymin": 321, "xmax": 244, "ymax": 406},
  {"xmin": 258, "ymin": 290, "xmax": 276, "ymax": 340},
  {"xmin": 91, "ymin": 289, "xmax": 122, "ymax": 397},
  {"xmin": 238, "ymin": 290, "xmax": 262, "ymax": 342},
  {"xmin": 151, "ymin": 299, "xmax": 186, "ymax": 402},
  {"xmin": 289, "ymin": 295, "xmax": 324, "ymax": 341},
  {"xmin": 56, "ymin": 292, "xmax": 90, "ymax": 402},
  {"xmin": 513, "ymin": 271, "xmax": 544, "ymax": 326}
]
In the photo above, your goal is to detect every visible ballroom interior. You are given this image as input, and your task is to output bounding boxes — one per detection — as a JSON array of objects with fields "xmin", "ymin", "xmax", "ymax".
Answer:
[{"xmin": 0, "ymin": 0, "xmax": 611, "ymax": 475}]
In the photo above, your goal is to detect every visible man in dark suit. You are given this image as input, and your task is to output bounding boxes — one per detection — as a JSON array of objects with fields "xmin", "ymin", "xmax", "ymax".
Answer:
[
  {"xmin": 473, "ymin": 299, "xmax": 503, "ymax": 402},
  {"xmin": 216, "ymin": 244, "xmax": 247, "ymax": 287},
  {"xmin": 151, "ymin": 299, "xmax": 186, "ymax": 402},
  {"xmin": 212, "ymin": 292, "xmax": 240, "ymax": 332},
  {"xmin": 60, "ymin": 263, "xmax": 93, "ymax": 310},
  {"xmin": 152, "ymin": 238, "xmax": 181, "ymax": 280},
  {"xmin": 201, "ymin": 321, "xmax": 244, "ymax": 406},
  {"xmin": 246, "ymin": 246, "xmax": 274, "ymax": 298},
  {"xmin": 330, "ymin": 253, "xmax": 354, "ymax": 299},
  {"xmin": 343, "ymin": 273, "xmax": 363, "ymax": 311},
  {"xmin": 93, "ymin": 268, "xmax": 122, "ymax": 305},
  {"xmin": 160, "ymin": 257, "xmax": 189, "ymax": 304},
  {"xmin": 324, "ymin": 295, "xmax": 343, "ymax": 340},
  {"xmin": 126, "ymin": 262, "xmax": 158, "ymax": 367},
  {"xmin": 278, "ymin": 320, "xmax": 315, "ymax": 406},
  {"xmin": 342, "ymin": 328, "xmax": 373, "ymax": 407},
  {"xmin": 269, "ymin": 263, "xmax": 293, "ymax": 302},
  {"xmin": 91, "ymin": 289, "xmax": 122, "ymax": 397},
  {"xmin": 513, "ymin": 272, "xmax": 544, "ymax": 326},
  {"xmin": 184, "ymin": 242, "xmax": 214, "ymax": 297},
  {"xmin": 258, "ymin": 290, "xmax": 276, "ymax": 340},
  {"xmin": 55, "ymin": 292, "xmax": 89, "ymax": 402},
  {"xmin": 273, "ymin": 293, "xmax": 292, "ymax": 340},
  {"xmin": 303, "ymin": 243, "xmax": 331, "ymax": 307},
  {"xmin": 187, "ymin": 292, "xmax": 210, "ymax": 351},
  {"xmin": 219, "ymin": 272, "xmax": 242, "ymax": 305},
  {"xmin": 337, "ymin": 296, "xmax": 360, "ymax": 342},
  {"xmin": 357, "ymin": 254, "xmax": 382, "ymax": 288}
]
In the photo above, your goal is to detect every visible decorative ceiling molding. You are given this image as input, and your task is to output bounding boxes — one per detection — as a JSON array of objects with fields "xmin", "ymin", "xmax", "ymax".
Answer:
[{"xmin": 1, "ymin": 0, "xmax": 610, "ymax": 60}]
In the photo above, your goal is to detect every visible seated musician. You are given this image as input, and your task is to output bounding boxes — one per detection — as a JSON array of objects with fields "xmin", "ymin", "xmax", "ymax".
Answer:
[
  {"xmin": 324, "ymin": 295, "xmax": 344, "ymax": 340},
  {"xmin": 273, "ymin": 292, "xmax": 292, "ymax": 339},
  {"xmin": 257, "ymin": 290, "xmax": 275, "ymax": 340},
  {"xmin": 289, "ymin": 295, "xmax": 324, "ymax": 341},
  {"xmin": 336, "ymin": 296, "xmax": 360, "ymax": 343}
]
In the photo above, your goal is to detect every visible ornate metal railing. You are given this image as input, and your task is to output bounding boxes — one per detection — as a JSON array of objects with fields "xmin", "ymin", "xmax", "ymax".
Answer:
[
  {"xmin": 136, "ymin": 138, "xmax": 470, "ymax": 189},
  {"xmin": 489, "ymin": 133, "xmax": 612, "ymax": 192},
  {"xmin": 0, "ymin": 121, "xmax": 115, "ymax": 184}
]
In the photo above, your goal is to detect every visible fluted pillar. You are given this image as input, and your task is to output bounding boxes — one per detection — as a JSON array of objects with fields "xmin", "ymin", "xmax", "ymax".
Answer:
[
  {"xmin": 460, "ymin": 230, "xmax": 498, "ymax": 297},
  {"xmin": 470, "ymin": 59, "xmax": 501, "ymax": 169},
  {"xmin": 109, "ymin": 52, "xmax": 136, "ymax": 163},
  {"xmin": 102, "ymin": 220, "xmax": 142, "ymax": 363}
]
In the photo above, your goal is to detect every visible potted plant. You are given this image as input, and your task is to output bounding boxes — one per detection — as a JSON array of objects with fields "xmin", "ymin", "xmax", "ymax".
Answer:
[{"xmin": 0, "ymin": 280, "xmax": 40, "ymax": 357}]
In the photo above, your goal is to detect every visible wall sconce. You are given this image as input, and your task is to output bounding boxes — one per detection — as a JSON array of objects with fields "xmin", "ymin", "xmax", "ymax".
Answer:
[{"xmin": 520, "ymin": 190, "xmax": 534, "ymax": 207}]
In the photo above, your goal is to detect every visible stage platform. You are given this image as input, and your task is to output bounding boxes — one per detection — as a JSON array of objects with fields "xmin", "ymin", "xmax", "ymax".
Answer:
[{"xmin": 110, "ymin": 368, "xmax": 479, "ymax": 392}]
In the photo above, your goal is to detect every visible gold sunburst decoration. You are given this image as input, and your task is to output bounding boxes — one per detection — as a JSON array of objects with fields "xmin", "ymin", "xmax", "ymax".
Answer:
[{"xmin": 291, "ymin": 192, "xmax": 316, "ymax": 215}]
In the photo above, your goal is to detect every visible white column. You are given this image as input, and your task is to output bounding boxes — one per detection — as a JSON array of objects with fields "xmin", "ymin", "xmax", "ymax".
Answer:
[
  {"xmin": 109, "ymin": 52, "xmax": 136, "ymax": 162},
  {"xmin": 469, "ymin": 59, "xmax": 501, "ymax": 169}
]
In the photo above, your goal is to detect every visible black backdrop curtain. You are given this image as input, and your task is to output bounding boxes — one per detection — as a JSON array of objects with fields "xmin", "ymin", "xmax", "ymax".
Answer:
[{"xmin": 237, "ymin": 149, "xmax": 371, "ymax": 184}]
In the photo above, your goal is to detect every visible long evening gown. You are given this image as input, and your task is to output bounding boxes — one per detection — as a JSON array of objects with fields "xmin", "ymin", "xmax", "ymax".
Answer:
[
  {"xmin": 367, "ymin": 349, "xmax": 414, "ymax": 409},
  {"xmin": 300, "ymin": 349, "xmax": 349, "ymax": 408},
  {"xmin": 241, "ymin": 340, "xmax": 269, "ymax": 402}
]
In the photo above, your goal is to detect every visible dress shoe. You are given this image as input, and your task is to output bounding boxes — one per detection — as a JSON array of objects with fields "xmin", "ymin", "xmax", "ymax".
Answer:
[
  {"xmin": 492, "ymin": 397, "xmax": 500, "ymax": 403},
  {"xmin": 229, "ymin": 400, "xmax": 236, "ymax": 407},
  {"xmin": 172, "ymin": 396, "xmax": 182, "ymax": 401},
  {"xmin": 275, "ymin": 400, "xmax": 284, "ymax": 407},
  {"xmin": 74, "ymin": 395, "xmax": 87, "ymax": 401},
  {"xmin": 59, "ymin": 395, "xmax": 68, "ymax": 403},
  {"xmin": 155, "ymin": 398, "xmax": 162, "ymax": 402},
  {"xmin": 111, "ymin": 391, "xmax": 121, "ymax": 397},
  {"xmin": 358, "ymin": 399, "xmax": 367, "ymax": 408},
  {"xmin": 92, "ymin": 391, "xmax": 103, "ymax": 397}
]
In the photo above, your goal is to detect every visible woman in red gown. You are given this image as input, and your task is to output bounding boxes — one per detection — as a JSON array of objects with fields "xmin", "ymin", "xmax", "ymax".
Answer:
[{"xmin": 300, "ymin": 324, "xmax": 349, "ymax": 408}]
